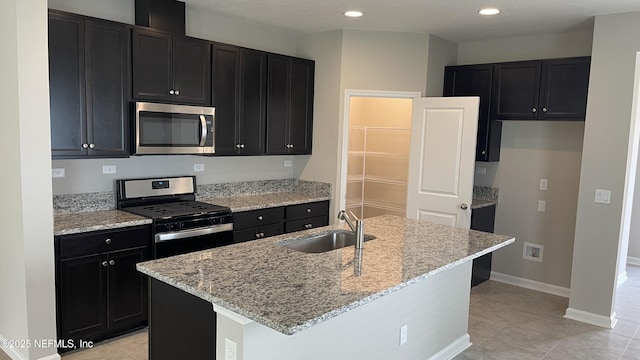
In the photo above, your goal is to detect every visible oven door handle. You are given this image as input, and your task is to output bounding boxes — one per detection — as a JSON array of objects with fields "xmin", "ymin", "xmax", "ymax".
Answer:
[
  {"xmin": 155, "ymin": 223, "xmax": 233, "ymax": 243},
  {"xmin": 199, "ymin": 115, "xmax": 207, "ymax": 146}
]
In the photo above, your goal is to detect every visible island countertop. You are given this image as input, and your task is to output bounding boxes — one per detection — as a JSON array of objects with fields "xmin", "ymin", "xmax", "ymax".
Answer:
[{"xmin": 136, "ymin": 215, "xmax": 514, "ymax": 335}]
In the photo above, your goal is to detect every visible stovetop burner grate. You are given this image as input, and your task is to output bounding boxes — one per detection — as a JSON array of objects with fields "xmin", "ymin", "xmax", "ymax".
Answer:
[{"xmin": 122, "ymin": 201, "xmax": 230, "ymax": 219}]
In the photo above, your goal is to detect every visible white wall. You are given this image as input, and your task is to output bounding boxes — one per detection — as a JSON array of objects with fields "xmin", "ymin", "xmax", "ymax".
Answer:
[
  {"xmin": 426, "ymin": 35, "xmax": 458, "ymax": 97},
  {"xmin": 1, "ymin": 0, "xmax": 58, "ymax": 359},
  {"xmin": 568, "ymin": 12, "xmax": 640, "ymax": 323},
  {"xmin": 295, "ymin": 30, "xmax": 430, "ymax": 222},
  {"xmin": 47, "ymin": 0, "xmax": 300, "ymax": 195},
  {"xmin": 461, "ymin": 30, "xmax": 593, "ymax": 289}
]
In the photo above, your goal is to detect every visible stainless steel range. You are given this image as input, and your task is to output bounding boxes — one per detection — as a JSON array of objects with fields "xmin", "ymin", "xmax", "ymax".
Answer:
[{"xmin": 116, "ymin": 176, "xmax": 233, "ymax": 258}]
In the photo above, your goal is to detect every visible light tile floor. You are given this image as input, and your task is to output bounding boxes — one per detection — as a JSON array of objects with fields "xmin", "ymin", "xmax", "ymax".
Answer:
[
  {"xmin": 457, "ymin": 265, "xmax": 640, "ymax": 360},
  {"xmin": 59, "ymin": 266, "xmax": 640, "ymax": 360}
]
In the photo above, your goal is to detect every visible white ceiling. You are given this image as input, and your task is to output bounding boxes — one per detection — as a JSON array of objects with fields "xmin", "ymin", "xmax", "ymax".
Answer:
[{"xmin": 185, "ymin": 0, "xmax": 640, "ymax": 42}]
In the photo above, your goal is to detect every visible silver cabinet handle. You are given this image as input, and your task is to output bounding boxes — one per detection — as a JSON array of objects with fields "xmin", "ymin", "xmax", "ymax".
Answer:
[
  {"xmin": 109, "ymin": 260, "xmax": 115, "ymax": 266},
  {"xmin": 532, "ymin": 107, "xmax": 537, "ymax": 113},
  {"xmin": 102, "ymin": 261, "xmax": 108, "ymax": 267},
  {"xmin": 236, "ymin": 144, "xmax": 241, "ymax": 149},
  {"xmin": 460, "ymin": 203, "xmax": 469, "ymax": 210},
  {"xmin": 306, "ymin": 208, "xmax": 312, "ymax": 213},
  {"xmin": 255, "ymin": 233, "xmax": 261, "ymax": 238},
  {"xmin": 290, "ymin": 144, "xmax": 294, "ymax": 149},
  {"xmin": 169, "ymin": 89, "xmax": 175, "ymax": 95},
  {"xmin": 240, "ymin": 144, "xmax": 245, "ymax": 148},
  {"xmin": 89, "ymin": 143, "xmax": 95, "ymax": 149},
  {"xmin": 305, "ymin": 224, "xmax": 312, "ymax": 229},
  {"xmin": 175, "ymin": 90, "xmax": 180, "ymax": 95},
  {"xmin": 105, "ymin": 238, "xmax": 111, "ymax": 244},
  {"xmin": 260, "ymin": 232, "xmax": 265, "ymax": 237},
  {"xmin": 82, "ymin": 143, "xmax": 89, "ymax": 149},
  {"xmin": 542, "ymin": 107, "xmax": 548, "ymax": 112},
  {"xmin": 481, "ymin": 150, "xmax": 486, "ymax": 155},
  {"xmin": 199, "ymin": 115, "xmax": 207, "ymax": 146},
  {"xmin": 257, "ymin": 215, "xmax": 263, "ymax": 221},
  {"xmin": 286, "ymin": 144, "xmax": 291, "ymax": 149}
]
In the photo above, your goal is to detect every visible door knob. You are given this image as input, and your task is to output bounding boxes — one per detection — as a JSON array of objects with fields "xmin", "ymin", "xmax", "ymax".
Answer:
[{"xmin": 460, "ymin": 203, "xmax": 469, "ymax": 210}]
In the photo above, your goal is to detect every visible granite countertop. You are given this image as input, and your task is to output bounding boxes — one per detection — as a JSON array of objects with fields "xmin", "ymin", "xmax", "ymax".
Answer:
[
  {"xmin": 137, "ymin": 215, "xmax": 514, "ymax": 335},
  {"xmin": 200, "ymin": 192, "xmax": 331, "ymax": 212},
  {"xmin": 54, "ymin": 210, "xmax": 152, "ymax": 236}
]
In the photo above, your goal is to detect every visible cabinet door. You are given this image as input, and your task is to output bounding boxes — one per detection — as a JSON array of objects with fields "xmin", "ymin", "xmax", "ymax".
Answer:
[
  {"xmin": 444, "ymin": 64, "xmax": 501, "ymax": 162},
  {"xmin": 49, "ymin": 12, "xmax": 87, "ymax": 157},
  {"xmin": 266, "ymin": 54, "xmax": 290, "ymax": 154},
  {"xmin": 85, "ymin": 19, "xmax": 130, "ymax": 157},
  {"xmin": 539, "ymin": 57, "xmax": 590, "ymax": 120},
  {"xmin": 107, "ymin": 246, "xmax": 150, "ymax": 330},
  {"xmin": 132, "ymin": 28, "xmax": 173, "ymax": 102},
  {"xmin": 288, "ymin": 58, "xmax": 314, "ymax": 154},
  {"xmin": 173, "ymin": 36, "xmax": 211, "ymax": 105},
  {"xmin": 58, "ymin": 254, "xmax": 108, "ymax": 342},
  {"xmin": 492, "ymin": 61, "xmax": 542, "ymax": 120},
  {"xmin": 237, "ymin": 48, "xmax": 267, "ymax": 155},
  {"xmin": 212, "ymin": 43, "xmax": 240, "ymax": 155}
]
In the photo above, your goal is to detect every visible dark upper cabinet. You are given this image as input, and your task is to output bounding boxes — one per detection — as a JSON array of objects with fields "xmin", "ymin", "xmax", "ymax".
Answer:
[
  {"xmin": 539, "ymin": 57, "xmax": 591, "ymax": 119},
  {"xmin": 48, "ymin": 10, "xmax": 129, "ymax": 158},
  {"xmin": 132, "ymin": 28, "xmax": 210, "ymax": 105},
  {"xmin": 212, "ymin": 43, "xmax": 267, "ymax": 155},
  {"xmin": 266, "ymin": 54, "xmax": 314, "ymax": 155},
  {"xmin": 492, "ymin": 57, "xmax": 590, "ymax": 120},
  {"xmin": 444, "ymin": 64, "xmax": 502, "ymax": 162}
]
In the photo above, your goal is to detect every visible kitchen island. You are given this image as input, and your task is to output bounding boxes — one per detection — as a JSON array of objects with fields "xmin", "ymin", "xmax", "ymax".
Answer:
[{"xmin": 137, "ymin": 215, "xmax": 514, "ymax": 360}]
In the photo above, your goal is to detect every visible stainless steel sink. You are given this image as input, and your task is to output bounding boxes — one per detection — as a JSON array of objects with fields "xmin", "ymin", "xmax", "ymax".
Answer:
[{"xmin": 278, "ymin": 230, "xmax": 376, "ymax": 253}]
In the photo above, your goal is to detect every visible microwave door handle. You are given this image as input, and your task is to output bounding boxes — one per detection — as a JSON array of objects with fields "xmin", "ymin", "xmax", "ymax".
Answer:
[{"xmin": 199, "ymin": 115, "xmax": 207, "ymax": 146}]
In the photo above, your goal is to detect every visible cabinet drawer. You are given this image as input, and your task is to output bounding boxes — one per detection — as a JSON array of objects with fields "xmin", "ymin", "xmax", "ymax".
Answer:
[
  {"xmin": 285, "ymin": 215, "xmax": 328, "ymax": 233},
  {"xmin": 233, "ymin": 207, "xmax": 284, "ymax": 230},
  {"xmin": 285, "ymin": 201, "xmax": 329, "ymax": 221},
  {"xmin": 58, "ymin": 226, "xmax": 151, "ymax": 259},
  {"xmin": 233, "ymin": 223, "xmax": 284, "ymax": 243}
]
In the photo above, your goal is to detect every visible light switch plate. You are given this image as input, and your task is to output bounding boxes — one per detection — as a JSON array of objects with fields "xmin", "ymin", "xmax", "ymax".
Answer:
[
  {"xmin": 52, "ymin": 168, "xmax": 65, "ymax": 178},
  {"xmin": 102, "ymin": 165, "xmax": 116, "ymax": 174},
  {"xmin": 595, "ymin": 189, "xmax": 611, "ymax": 204},
  {"xmin": 540, "ymin": 178, "xmax": 548, "ymax": 191},
  {"xmin": 538, "ymin": 200, "xmax": 546, "ymax": 212}
]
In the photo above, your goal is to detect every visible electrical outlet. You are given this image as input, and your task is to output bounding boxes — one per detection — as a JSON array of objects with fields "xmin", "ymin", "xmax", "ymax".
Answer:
[
  {"xmin": 194, "ymin": 164, "xmax": 205, "ymax": 172},
  {"xmin": 52, "ymin": 168, "xmax": 65, "ymax": 178},
  {"xmin": 102, "ymin": 165, "xmax": 116, "ymax": 174},
  {"xmin": 538, "ymin": 200, "xmax": 546, "ymax": 212},
  {"xmin": 595, "ymin": 189, "xmax": 611, "ymax": 204},
  {"xmin": 523, "ymin": 242, "xmax": 544, "ymax": 262},
  {"xmin": 475, "ymin": 166, "xmax": 487, "ymax": 175},
  {"xmin": 284, "ymin": 160, "xmax": 292, "ymax": 168},
  {"xmin": 399, "ymin": 325, "xmax": 408, "ymax": 345},
  {"xmin": 540, "ymin": 178, "xmax": 548, "ymax": 190},
  {"xmin": 224, "ymin": 338, "xmax": 236, "ymax": 360}
]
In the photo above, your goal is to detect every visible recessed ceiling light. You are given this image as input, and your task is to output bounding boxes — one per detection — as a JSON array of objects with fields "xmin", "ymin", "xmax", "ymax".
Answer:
[
  {"xmin": 344, "ymin": 10, "xmax": 364, "ymax": 18},
  {"xmin": 478, "ymin": 8, "xmax": 501, "ymax": 16}
]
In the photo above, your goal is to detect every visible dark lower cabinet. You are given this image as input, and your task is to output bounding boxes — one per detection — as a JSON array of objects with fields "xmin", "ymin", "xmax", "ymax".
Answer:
[
  {"xmin": 232, "ymin": 201, "xmax": 329, "ymax": 243},
  {"xmin": 55, "ymin": 226, "xmax": 151, "ymax": 352},
  {"xmin": 471, "ymin": 205, "xmax": 496, "ymax": 288},
  {"xmin": 49, "ymin": 10, "xmax": 130, "ymax": 158},
  {"xmin": 149, "ymin": 279, "xmax": 216, "ymax": 360}
]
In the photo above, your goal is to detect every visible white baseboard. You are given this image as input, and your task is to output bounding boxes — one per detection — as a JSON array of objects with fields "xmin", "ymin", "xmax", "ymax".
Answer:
[
  {"xmin": 0, "ymin": 333, "xmax": 62, "ymax": 360},
  {"xmin": 618, "ymin": 270, "xmax": 629, "ymax": 287},
  {"xmin": 564, "ymin": 308, "xmax": 617, "ymax": 329},
  {"xmin": 628, "ymin": 256, "xmax": 640, "ymax": 266},
  {"xmin": 426, "ymin": 334, "xmax": 471, "ymax": 360},
  {"xmin": 490, "ymin": 271, "xmax": 570, "ymax": 298}
]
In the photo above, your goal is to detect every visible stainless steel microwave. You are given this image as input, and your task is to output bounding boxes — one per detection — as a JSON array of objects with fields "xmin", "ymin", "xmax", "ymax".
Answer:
[{"xmin": 133, "ymin": 102, "xmax": 215, "ymax": 155}]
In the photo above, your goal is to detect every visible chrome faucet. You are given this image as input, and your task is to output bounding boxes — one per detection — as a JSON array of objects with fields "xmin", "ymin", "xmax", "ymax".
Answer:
[{"xmin": 338, "ymin": 210, "xmax": 365, "ymax": 249}]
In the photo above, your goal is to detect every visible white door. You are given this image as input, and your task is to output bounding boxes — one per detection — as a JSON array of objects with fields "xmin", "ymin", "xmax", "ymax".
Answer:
[{"xmin": 406, "ymin": 97, "xmax": 479, "ymax": 229}]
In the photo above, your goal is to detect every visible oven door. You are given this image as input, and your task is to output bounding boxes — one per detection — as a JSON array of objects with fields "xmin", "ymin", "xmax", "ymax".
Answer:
[
  {"xmin": 134, "ymin": 102, "xmax": 215, "ymax": 155},
  {"xmin": 153, "ymin": 224, "xmax": 232, "ymax": 259}
]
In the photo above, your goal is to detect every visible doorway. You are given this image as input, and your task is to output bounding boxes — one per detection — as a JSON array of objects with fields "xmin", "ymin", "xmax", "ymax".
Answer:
[{"xmin": 341, "ymin": 90, "xmax": 419, "ymax": 219}]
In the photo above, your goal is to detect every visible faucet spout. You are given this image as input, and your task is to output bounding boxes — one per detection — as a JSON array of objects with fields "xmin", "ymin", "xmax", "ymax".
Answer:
[{"xmin": 337, "ymin": 210, "xmax": 365, "ymax": 249}]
